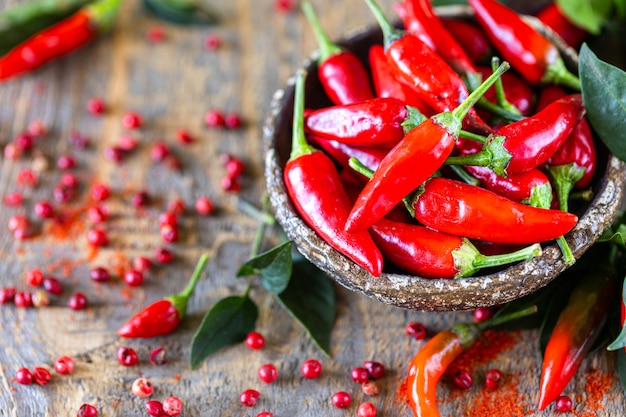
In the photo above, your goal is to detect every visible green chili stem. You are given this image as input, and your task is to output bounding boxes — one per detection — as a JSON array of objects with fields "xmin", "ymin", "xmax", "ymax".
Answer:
[
  {"xmin": 556, "ymin": 236, "xmax": 575, "ymax": 265},
  {"xmin": 301, "ymin": 1, "xmax": 341, "ymax": 62},
  {"xmin": 451, "ymin": 61, "xmax": 510, "ymax": 122},
  {"xmin": 86, "ymin": 0, "xmax": 121, "ymax": 31},
  {"xmin": 289, "ymin": 69, "xmax": 315, "ymax": 160},
  {"xmin": 238, "ymin": 197, "xmax": 276, "ymax": 225},
  {"xmin": 449, "ymin": 165, "xmax": 480, "ymax": 186},
  {"xmin": 363, "ymin": 0, "xmax": 404, "ymax": 48},
  {"xmin": 459, "ymin": 130, "xmax": 488, "ymax": 144},
  {"xmin": 179, "ymin": 254, "xmax": 210, "ymax": 299},
  {"xmin": 473, "ymin": 243, "xmax": 542, "ymax": 271}
]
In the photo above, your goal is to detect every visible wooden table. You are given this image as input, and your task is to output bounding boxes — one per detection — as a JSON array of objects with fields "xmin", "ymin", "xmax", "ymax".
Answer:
[{"xmin": 0, "ymin": 0, "xmax": 623, "ymax": 416}]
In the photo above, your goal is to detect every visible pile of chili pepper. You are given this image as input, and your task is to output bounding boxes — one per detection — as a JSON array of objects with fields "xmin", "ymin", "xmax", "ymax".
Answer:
[{"xmin": 288, "ymin": 0, "xmax": 597, "ymax": 280}]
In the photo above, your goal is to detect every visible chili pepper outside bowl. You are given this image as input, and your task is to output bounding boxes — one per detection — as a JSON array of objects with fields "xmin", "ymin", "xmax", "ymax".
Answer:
[{"xmin": 263, "ymin": 6, "xmax": 626, "ymax": 311}]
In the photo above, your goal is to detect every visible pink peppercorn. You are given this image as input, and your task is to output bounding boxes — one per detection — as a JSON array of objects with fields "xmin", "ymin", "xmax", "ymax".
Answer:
[
  {"xmin": 224, "ymin": 112, "xmax": 243, "ymax": 129},
  {"xmin": 364, "ymin": 361, "xmax": 385, "ymax": 379},
  {"xmin": 4, "ymin": 143, "xmax": 22, "ymax": 159},
  {"xmin": 43, "ymin": 276, "xmax": 63, "ymax": 295},
  {"xmin": 155, "ymin": 247, "xmax": 174, "ymax": 263},
  {"xmin": 104, "ymin": 146, "xmax": 125, "ymax": 163},
  {"xmin": 69, "ymin": 130, "xmax": 89, "ymax": 148},
  {"xmin": 331, "ymin": 391, "xmax": 351, "ymax": 409},
  {"xmin": 145, "ymin": 400, "xmax": 165, "ymax": 416},
  {"xmin": 122, "ymin": 112, "xmax": 142, "ymax": 129},
  {"xmin": 176, "ymin": 129, "xmax": 194, "ymax": 144},
  {"xmin": 33, "ymin": 366, "xmax": 52, "ymax": 385},
  {"xmin": 240, "ymin": 389, "xmax": 261, "ymax": 407},
  {"xmin": 358, "ymin": 402, "xmax": 377, "ymax": 417},
  {"xmin": 406, "ymin": 322, "xmax": 427, "ymax": 340},
  {"xmin": 118, "ymin": 135, "xmax": 138, "ymax": 151},
  {"xmin": 205, "ymin": 109, "xmax": 225, "ymax": 127},
  {"xmin": 57, "ymin": 154, "xmax": 76, "ymax": 170},
  {"xmin": 452, "ymin": 369, "xmax": 473, "ymax": 390},
  {"xmin": 54, "ymin": 356, "xmax": 75, "ymax": 375},
  {"xmin": 34, "ymin": 200, "xmax": 55, "ymax": 219},
  {"xmin": 195, "ymin": 196, "xmax": 215, "ymax": 215},
  {"xmin": 258, "ymin": 363, "xmax": 278, "ymax": 384},
  {"xmin": 124, "ymin": 270, "xmax": 144, "ymax": 287},
  {"xmin": 68, "ymin": 292, "xmax": 88, "ymax": 311},
  {"xmin": 87, "ymin": 229, "xmax": 108, "ymax": 247},
  {"xmin": 301, "ymin": 359, "xmax": 322, "ymax": 380},
  {"xmin": 158, "ymin": 212, "xmax": 178, "ymax": 228},
  {"xmin": 26, "ymin": 268, "xmax": 44, "ymax": 287},
  {"xmin": 131, "ymin": 377, "xmax": 154, "ymax": 398},
  {"xmin": 220, "ymin": 175, "xmax": 241, "ymax": 192},
  {"xmin": 53, "ymin": 184, "xmax": 75, "ymax": 202},
  {"xmin": 3, "ymin": 191, "xmax": 23, "ymax": 207},
  {"xmin": 351, "ymin": 367, "xmax": 370, "ymax": 384},
  {"xmin": 555, "ymin": 395, "xmax": 573, "ymax": 412},
  {"xmin": 160, "ymin": 225, "xmax": 179, "ymax": 243},
  {"xmin": 150, "ymin": 347, "xmax": 167, "ymax": 365},
  {"xmin": 245, "ymin": 331, "xmax": 265, "ymax": 350},
  {"xmin": 77, "ymin": 403, "xmax": 98, "ymax": 417},
  {"xmin": 87, "ymin": 97, "xmax": 106, "ymax": 115},
  {"xmin": 8, "ymin": 214, "xmax": 28, "ymax": 231},
  {"xmin": 90, "ymin": 267, "xmax": 110, "ymax": 283},
  {"xmin": 14, "ymin": 291, "xmax": 33, "ymax": 308},
  {"xmin": 256, "ymin": 413, "xmax": 273, "ymax": 417},
  {"xmin": 91, "ymin": 183, "xmax": 111, "ymax": 201},
  {"xmin": 147, "ymin": 26, "xmax": 166, "ymax": 42},
  {"xmin": 167, "ymin": 198, "xmax": 186, "ymax": 215},
  {"xmin": 15, "ymin": 367, "xmax": 33, "ymax": 385},
  {"xmin": 14, "ymin": 133, "xmax": 34, "ymax": 151},
  {"xmin": 362, "ymin": 380, "xmax": 380, "ymax": 396},
  {"xmin": 116, "ymin": 346, "xmax": 139, "ymax": 367},
  {"xmin": 275, "ymin": 0, "xmax": 296, "ymax": 12},
  {"xmin": 131, "ymin": 190, "xmax": 150, "ymax": 207},
  {"xmin": 27, "ymin": 120, "xmax": 47, "ymax": 137},
  {"xmin": 485, "ymin": 369, "xmax": 503, "ymax": 389},
  {"xmin": 0, "ymin": 287, "xmax": 16, "ymax": 304},
  {"xmin": 133, "ymin": 256, "xmax": 153, "ymax": 273},
  {"xmin": 88, "ymin": 204, "xmax": 109, "ymax": 223},
  {"xmin": 474, "ymin": 307, "xmax": 496, "ymax": 322},
  {"xmin": 225, "ymin": 157, "xmax": 244, "ymax": 178},
  {"xmin": 17, "ymin": 168, "xmax": 38, "ymax": 187},
  {"xmin": 151, "ymin": 141, "xmax": 170, "ymax": 162},
  {"xmin": 32, "ymin": 290, "xmax": 50, "ymax": 308},
  {"xmin": 162, "ymin": 396, "xmax": 183, "ymax": 416},
  {"xmin": 204, "ymin": 34, "xmax": 221, "ymax": 50},
  {"xmin": 60, "ymin": 173, "xmax": 79, "ymax": 188}
]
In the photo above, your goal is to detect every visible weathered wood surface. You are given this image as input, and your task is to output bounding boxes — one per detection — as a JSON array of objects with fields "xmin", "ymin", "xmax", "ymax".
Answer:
[{"xmin": 0, "ymin": 0, "xmax": 624, "ymax": 416}]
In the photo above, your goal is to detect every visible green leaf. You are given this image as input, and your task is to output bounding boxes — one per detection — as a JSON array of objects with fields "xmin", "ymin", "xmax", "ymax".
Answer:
[
  {"xmin": 189, "ymin": 294, "xmax": 258, "ymax": 369},
  {"xmin": 599, "ymin": 224, "xmax": 626, "ymax": 247},
  {"xmin": 556, "ymin": 0, "xmax": 613, "ymax": 34},
  {"xmin": 237, "ymin": 241, "xmax": 293, "ymax": 295},
  {"xmin": 0, "ymin": 0, "xmax": 92, "ymax": 56},
  {"xmin": 580, "ymin": 44, "xmax": 626, "ymax": 162},
  {"xmin": 276, "ymin": 257, "xmax": 336, "ymax": 356},
  {"xmin": 143, "ymin": 0, "xmax": 219, "ymax": 25},
  {"xmin": 613, "ymin": 0, "xmax": 626, "ymax": 17}
]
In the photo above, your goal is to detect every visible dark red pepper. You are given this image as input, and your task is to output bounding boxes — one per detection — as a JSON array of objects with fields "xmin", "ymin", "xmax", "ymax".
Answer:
[
  {"xmin": 536, "ymin": 86, "xmax": 597, "ymax": 211},
  {"xmin": 445, "ymin": 94, "xmax": 586, "ymax": 176},
  {"xmin": 117, "ymin": 254, "xmax": 208, "ymax": 338},
  {"xmin": 344, "ymin": 56, "xmax": 509, "ymax": 233},
  {"xmin": 368, "ymin": 44, "xmax": 433, "ymax": 115},
  {"xmin": 285, "ymin": 69, "xmax": 383, "ymax": 276},
  {"xmin": 0, "ymin": 0, "xmax": 120, "ymax": 81},
  {"xmin": 455, "ymin": 138, "xmax": 553, "ymax": 209},
  {"xmin": 475, "ymin": 66, "xmax": 535, "ymax": 117},
  {"xmin": 537, "ymin": 3, "xmax": 588, "ymax": 50},
  {"xmin": 538, "ymin": 264, "xmax": 617, "ymax": 410},
  {"xmin": 441, "ymin": 18, "xmax": 493, "ymax": 65},
  {"xmin": 370, "ymin": 218, "xmax": 541, "ymax": 279},
  {"xmin": 307, "ymin": 134, "xmax": 387, "ymax": 173},
  {"xmin": 409, "ymin": 177, "xmax": 578, "ymax": 245},
  {"xmin": 468, "ymin": 0, "xmax": 580, "ymax": 90},
  {"xmin": 301, "ymin": 1, "xmax": 374, "ymax": 105},
  {"xmin": 404, "ymin": 307, "xmax": 536, "ymax": 417},
  {"xmin": 304, "ymin": 97, "xmax": 425, "ymax": 148},
  {"xmin": 364, "ymin": 0, "xmax": 493, "ymax": 135}
]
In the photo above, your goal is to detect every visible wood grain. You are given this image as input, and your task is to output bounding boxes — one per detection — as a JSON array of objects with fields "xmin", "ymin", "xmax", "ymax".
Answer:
[{"xmin": 0, "ymin": 0, "xmax": 624, "ymax": 416}]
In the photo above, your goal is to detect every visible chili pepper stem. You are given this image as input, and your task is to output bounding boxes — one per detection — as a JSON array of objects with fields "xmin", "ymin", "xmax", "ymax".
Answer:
[
  {"xmin": 544, "ymin": 57, "xmax": 581, "ymax": 91},
  {"xmin": 289, "ymin": 70, "xmax": 315, "ymax": 160},
  {"xmin": 449, "ymin": 165, "xmax": 480, "ymax": 186},
  {"xmin": 570, "ymin": 189, "xmax": 593, "ymax": 201},
  {"xmin": 301, "ymin": 1, "xmax": 342, "ymax": 62},
  {"xmin": 363, "ymin": 0, "xmax": 407, "ymax": 47},
  {"xmin": 491, "ymin": 56, "xmax": 523, "ymax": 117},
  {"xmin": 453, "ymin": 305, "xmax": 537, "ymax": 347},
  {"xmin": 546, "ymin": 163, "xmax": 586, "ymax": 213},
  {"xmin": 454, "ymin": 241, "xmax": 542, "ymax": 278},
  {"xmin": 238, "ymin": 196, "xmax": 276, "ymax": 226},
  {"xmin": 86, "ymin": 0, "xmax": 121, "ymax": 29},
  {"xmin": 521, "ymin": 182, "xmax": 553, "ymax": 209},
  {"xmin": 402, "ymin": 105, "xmax": 487, "ymax": 143},
  {"xmin": 459, "ymin": 130, "xmax": 487, "ymax": 143},
  {"xmin": 556, "ymin": 236, "xmax": 575, "ymax": 265},
  {"xmin": 166, "ymin": 254, "xmax": 209, "ymax": 317},
  {"xmin": 444, "ymin": 134, "xmax": 511, "ymax": 176}
]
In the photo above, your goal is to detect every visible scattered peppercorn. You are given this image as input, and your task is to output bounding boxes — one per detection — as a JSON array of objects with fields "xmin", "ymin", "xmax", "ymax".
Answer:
[
  {"xmin": 258, "ymin": 363, "xmax": 278, "ymax": 384},
  {"xmin": 68, "ymin": 292, "xmax": 88, "ymax": 311},
  {"xmin": 26, "ymin": 268, "xmax": 44, "ymax": 287},
  {"xmin": 204, "ymin": 109, "xmax": 225, "ymax": 127},
  {"xmin": 43, "ymin": 276, "xmax": 63, "ymax": 295},
  {"xmin": 14, "ymin": 291, "xmax": 33, "ymax": 308},
  {"xmin": 145, "ymin": 400, "xmax": 165, "ymax": 416},
  {"xmin": 406, "ymin": 322, "xmax": 427, "ymax": 340},
  {"xmin": 452, "ymin": 369, "xmax": 473, "ymax": 390},
  {"xmin": 301, "ymin": 359, "xmax": 322, "ymax": 379},
  {"xmin": 357, "ymin": 402, "xmax": 377, "ymax": 417},
  {"xmin": 123, "ymin": 270, "xmax": 144, "ymax": 287},
  {"xmin": 0, "ymin": 287, "xmax": 16, "ymax": 304},
  {"xmin": 162, "ymin": 396, "xmax": 183, "ymax": 416},
  {"xmin": 245, "ymin": 331, "xmax": 265, "ymax": 350},
  {"xmin": 34, "ymin": 200, "xmax": 55, "ymax": 219},
  {"xmin": 33, "ymin": 366, "xmax": 52, "ymax": 385},
  {"xmin": 485, "ymin": 369, "xmax": 503, "ymax": 389},
  {"xmin": 116, "ymin": 346, "xmax": 139, "ymax": 367},
  {"xmin": 331, "ymin": 391, "xmax": 351, "ymax": 409},
  {"xmin": 555, "ymin": 395, "xmax": 573, "ymax": 412},
  {"xmin": 131, "ymin": 377, "xmax": 154, "ymax": 398},
  {"xmin": 134, "ymin": 256, "xmax": 153, "ymax": 273},
  {"xmin": 195, "ymin": 196, "xmax": 215, "ymax": 216},
  {"xmin": 122, "ymin": 112, "xmax": 142, "ymax": 129},
  {"xmin": 54, "ymin": 356, "xmax": 75, "ymax": 375},
  {"xmin": 87, "ymin": 97, "xmax": 106, "ymax": 115},
  {"xmin": 91, "ymin": 183, "xmax": 111, "ymax": 201},
  {"xmin": 15, "ymin": 367, "xmax": 33, "ymax": 385},
  {"xmin": 362, "ymin": 380, "xmax": 380, "ymax": 396},
  {"xmin": 77, "ymin": 403, "xmax": 98, "ymax": 417},
  {"xmin": 57, "ymin": 154, "xmax": 76, "ymax": 170},
  {"xmin": 240, "ymin": 389, "xmax": 261, "ymax": 407},
  {"xmin": 87, "ymin": 229, "xmax": 108, "ymax": 247},
  {"xmin": 150, "ymin": 347, "xmax": 167, "ymax": 365},
  {"xmin": 351, "ymin": 366, "xmax": 370, "ymax": 384},
  {"xmin": 204, "ymin": 34, "xmax": 221, "ymax": 50},
  {"xmin": 364, "ymin": 361, "xmax": 385, "ymax": 379},
  {"xmin": 32, "ymin": 290, "xmax": 50, "ymax": 307},
  {"xmin": 155, "ymin": 247, "xmax": 174, "ymax": 264}
]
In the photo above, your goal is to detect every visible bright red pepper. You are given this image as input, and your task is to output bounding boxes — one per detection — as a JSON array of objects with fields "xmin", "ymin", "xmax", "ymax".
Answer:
[
  {"xmin": 344, "ymin": 59, "xmax": 509, "ymax": 233},
  {"xmin": 405, "ymin": 307, "xmax": 536, "ymax": 417},
  {"xmin": 538, "ymin": 264, "xmax": 617, "ymax": 410},
  {"xmin": 537, "ymin": 3, "xmax": 588, "ymax": 50},
  {"xmin": 410, "ymin": 177, "xmax": 578, "ymax": 244},
  {"xmin": 304, "ymin": 97, "xmax": 425, "ymax": 148},
  {"xmin": 442, "ymin": 18, "xmax": 493, "ymax": 65},
  {"xmin": 536, "ymin": 86, "xmax": 597, "ymax": 211},
  {"xmin": 118, "ymin": 254, "xmax": 209, "ymax": 338},
  {"xmin": 446, "ymin": 94, "xmax": 586, "ymax": 176},
  {"xmin": 370, "ymin": 218, "xmax": 541, "ymax": 279},
  {"xmin": 364, "ymin": 0, "xmax": 492, "ymax": 135},
  {"xmin": 368, "ymin": 44, "xmax": 433, "ymax": 115},
  {"xmin": 0, "ymin": 0, "xmax": 120, "ymax": 81},
  {"xmin": 455, "ymin": 138, "xmax": 553, "ymax": 209},
  {"xmin": 285, "ymin": 70, "xmax": 383, "ymax": 276},
  {"xmin": 301, "ymin": 1, "xmax": 374, "ymax": 105},
  {"xmin": 468, "ymin": 0, "xmax": 580, "ymax": 90}
]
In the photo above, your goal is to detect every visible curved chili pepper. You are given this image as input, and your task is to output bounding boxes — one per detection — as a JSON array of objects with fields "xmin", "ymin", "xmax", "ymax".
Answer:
[
  {"xmin": 368, "ymin": 44, "xmax": 433, "ymax": 115},
  {"xmin": 405, "ymin": 306, "xmax": 537, "ymax": 417},
  {"xmin": 344, "ymin": 59, "xmax": 510, "ymax": 233},
  {"xmin": 307, "ymin": 134, "xmax": 387, "ymax": 173},
  {"xmin": 305, "ymin": 97, "xmax": 426, "ymax": 148},
  {"xmin": 445, "ymin": 94, "xmax": 586, "ymax": 176},
  {"xmin": 468, "ymin": 0, "xmax": 580, "ymax": 90},
  {"xmin": 538, "ymin": 264, "xmax": 617, "ymax": 410},
  {"xmin": 286, "ymin": 70, "xmax": 383, "ymax": 276},
  {"xmin": 409, "ymin": 177, "xmax": 578, "ymax": 244},
  {"xmin": 301, "ymin": 1, "xmax": 374, "ymax": 105},
  {"xmin": 442, "ymin": 18, "xmax": 493, "ymax": 65},
  {"xmin": 455, "ymin": 138, "xmax": 553, "ymax": 209},
  {"xmin": 537, "ymin": 3, "xmax": 588, "ymax": 50},
  {"xmin": 370, "ymin": 218, "xmax": 541, "ymax": 279},
  {"xmin": 118, "ymin": 254, "xmax": 209, "ymax": 338},
  {"xmin": 0, "ymin": 0, "xmax": 121, "ymax": 81},
  {"xmin": 364, "ymin": 0, "xmax": 493, "ymax": 135}
]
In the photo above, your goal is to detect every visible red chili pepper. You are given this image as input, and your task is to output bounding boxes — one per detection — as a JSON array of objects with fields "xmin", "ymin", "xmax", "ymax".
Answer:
[
  {"xmin": 364, "ymin": 0, "xmax": 493, "ymax": 135},
  {"xmin": 536, "ymin": 86, "xmax": 597, "ymax": 211},
  {"xmin": 117, "ymin": 254, "xmax": 208, "ymax": 338},
  {"xmin": 285, "ymin": 69, "xmax": 383, "ymax": 276},
  {"xmin": 442, "ymin": 18, "xmax": 493, "ymax": 65},
  {"xmin": 455, "ymin": 138, "xmax": 553, "ymax": 209},
  {"xmin": 537, "ymin": 3, "xmax": 588, "ymax": 50},
  {"xmin": 368, "ymin": 44, "xmax": 433, "ymax": 115},
  {"xmin": 0, "ymin": 0, "xmax": 120, "ymax": 81},
  {"xmin": 305, "ymin": 97, "xmax": 425, "ymax": 148},
  {"xmin": 301, "ymin": 1, "xmax": 374, "ymax": 105},
  {"xmin": 307, "ymin": 134, "xmax": 387, "ymax": 173},
  {"xmin": 344, "ymin": 58, "xmax": 509, "ymax": 233},
  {"xmin": 445, "ymin": 94, "xmax": 586, "ymax": 176},
  {"xmin": 370, "ymin": 218, "xmax": 541, "ymax": 279},
  {"xmin": 538, "ymin": 264, "xmax": 617, "ymax": 410},
  {"xmin": 405, "ymin": 306, "xmax": 536, "ymax": 417},
  {"xmin": 468, "ymin": 0, "xmax": 580, "ymax": 90},
  {"xmin": 409, "ymin": 177, "xmax": 578, "ymax": 244}
]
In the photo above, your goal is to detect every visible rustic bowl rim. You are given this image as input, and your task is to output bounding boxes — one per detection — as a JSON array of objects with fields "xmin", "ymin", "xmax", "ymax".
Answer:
[{"xmin": 263, "ymin": 5, "xmax": 626, "ymax": 311}]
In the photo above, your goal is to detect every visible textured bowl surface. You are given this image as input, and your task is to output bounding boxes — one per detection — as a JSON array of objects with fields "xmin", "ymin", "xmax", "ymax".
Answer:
[{"xmin": 263, "ymin": 6, "xmax": 626, "ymax": 311}]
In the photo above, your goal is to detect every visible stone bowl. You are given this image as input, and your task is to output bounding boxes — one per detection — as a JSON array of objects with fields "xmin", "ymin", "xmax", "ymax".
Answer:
[{"xmin": 263, "ymin": 6, "xmax": 625, "ymax": 311}]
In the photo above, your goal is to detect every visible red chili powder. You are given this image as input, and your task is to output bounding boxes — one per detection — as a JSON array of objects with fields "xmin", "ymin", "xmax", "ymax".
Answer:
[
  {"xmin": 574, "ymin": 367, "xmax": 617, "ymax": 417},
  {"xmin": 466, "ymin": 373, "xmax": 532, "ymax": 417},
  {"xmin": 46, "ymin": 207, "xmax": 87, "ymax": 240},
  {"xmin": 450, "ymin": 330, "xmax": 518, "ymax": 374}
]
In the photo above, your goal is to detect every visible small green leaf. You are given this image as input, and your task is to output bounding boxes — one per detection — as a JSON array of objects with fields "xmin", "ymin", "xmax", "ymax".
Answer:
[
  {"xmin": 276, "ymin": 257, "xmax": 335, "ymax": 356},
  {"xmin": 237, "ymin": 241, "xmax": 293, "ymax": 295},
  {"xmin": 580, "ymin": 44, "xmax": 626, "ymax": 162},
  {"xmin": 599, "ymin": 224, "xmax": 626, "ymax": 247},
  {"xmin": 613, "ymin": 0, "xmax": 626, "ymax": 17},
  {"xmin": 556, "ymin": 0, "xmax": 613, "ymax": 34},
  {"xmin": 143, "ymin": 0, "xmax": 219, "ymax": 25},
  {"xmin": 189, "ymin": 294, "xmax": 258, "ymax": 369}
]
